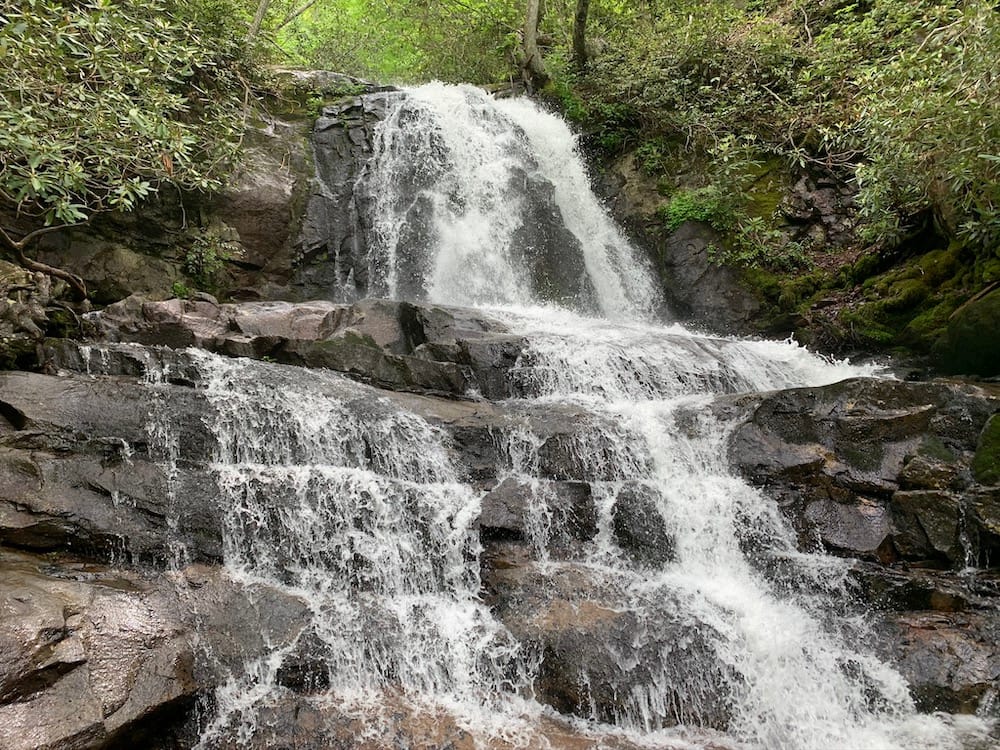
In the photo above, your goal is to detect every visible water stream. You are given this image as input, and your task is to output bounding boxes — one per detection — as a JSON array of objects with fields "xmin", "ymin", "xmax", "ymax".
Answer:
[{"xmin": 177, "ymin": 83, "xmax": 993, "ymax": 748}]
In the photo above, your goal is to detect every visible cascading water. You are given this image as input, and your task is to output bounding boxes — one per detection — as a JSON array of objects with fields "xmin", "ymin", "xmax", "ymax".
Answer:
[
  {"xmin": 183, "ymin": 353, "xmax": 536, "ymax": 746},
  {"xmin": 175, "ymin": 82, "xmax": 993, "ymax": 748},
  {"xmin": 361, "ymin": 82, "xmax": 662, "ymax": 319}
]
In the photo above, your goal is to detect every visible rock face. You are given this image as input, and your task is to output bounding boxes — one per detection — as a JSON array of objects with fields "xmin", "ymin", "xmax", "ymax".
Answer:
[
  {"xmin": 936, "ymin": 287, "xmax": 1000, "ymax": 377},
  {"xmin": 79, "ymin": 294, "xmax": 529, "ymax": 400},
  {"xmin": 596, "ymin": 156, "xmax": 762, "ymax": 333},
  {"xmin": 0, "ymin": 261, "xmax": 55, "ymax": 369},
  {"xmin": 727, "ymin": 378, "xmax": 1000, "ymax": 566},
  {"xmin": 484, "ymin": 546, "xmax": 735, "ymax": 730},
  {"xmin": 296, "ymin": 93, "xmax": 396, "ymax": 301},
  {"xmin": 778, "ymin": 171, "xmax": 858, "ymax": 249},
  {"xmin": 653, "ymin": 221, "xmax": 761, "ymax": 331},
  {"xmin": 725, "ymin": 377, "xmax": 1000, "ymax": 713}
]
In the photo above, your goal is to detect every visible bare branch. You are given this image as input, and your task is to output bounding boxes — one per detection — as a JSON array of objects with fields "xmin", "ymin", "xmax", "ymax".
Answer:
[
  {"xmin": 277, "ymin": 0, "xmax": 319, "ymax": 30},
  {"xmin": 13, "ymin": 246, "xmax": 87, "ymax": 299},
  {"xmin": 0, "ymin": 222, "xmax": 89, "ymax": 299},
  {"xmin": 15, "ymin": 223, "xmax": 79, "ymax": 249}
]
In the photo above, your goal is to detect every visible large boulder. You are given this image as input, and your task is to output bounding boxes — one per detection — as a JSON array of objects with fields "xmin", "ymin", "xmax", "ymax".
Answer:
[
  {"xmin": 878, "ymin": 611, "xmax": 1000, "ymax": 714},
  {"xmin": 0, "ymin": 553, "xmax": 197, "ymax": 750},
  {"xmin": 656, "ymin": 221, "xmax": 761, "ymax": 331},
  {"xmin": 484, "ymin": 544, "xmax": 736, "ymax": 730},
  {"xmin": 83, "ymin": 295, "xmax": 529, "ymax": 399}
]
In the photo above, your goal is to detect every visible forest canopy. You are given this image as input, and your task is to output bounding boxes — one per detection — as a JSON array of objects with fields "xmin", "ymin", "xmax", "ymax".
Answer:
[
  {"xmin": 1, "ymin": 0, "xmax": 997, "ymax": 295},
  {"xmin": 258, "ymin": 0, "xmax": 1000, "ymax": 262}
]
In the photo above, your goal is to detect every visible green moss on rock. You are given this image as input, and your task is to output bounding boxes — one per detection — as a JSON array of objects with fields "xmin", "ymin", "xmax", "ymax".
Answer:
[
  {"xmin": 0, "ymin": 339, "xmax": 38, "ymax": 371},
  {"xmin": 935, "ymin": 288, "xmax": 1000, "ymax": 376},
  {"xmin": 917, "ymin": 435, "xmax": 957, "ymax": 463},
  {"xmin": 972, "ymin": 415, "xmax": 1000, "ymax": 485}
]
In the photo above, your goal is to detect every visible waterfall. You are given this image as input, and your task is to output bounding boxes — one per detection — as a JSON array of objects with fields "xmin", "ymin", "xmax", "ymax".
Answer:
[
  {"xmin": 361, "ymin": 82, "xmax": 662, "ymax": 319},
  {"xmin": 180, "ymin": 82, "xmax": 991, "ymax": 748},
  {"xmin": 185, "ymin": 353, "xmax": 536, "ymax": 745}
]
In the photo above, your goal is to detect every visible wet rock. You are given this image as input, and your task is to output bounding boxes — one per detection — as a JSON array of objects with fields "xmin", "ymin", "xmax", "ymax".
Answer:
[
  {"xmin": 848, "ymin": 562, "xmax": 981, "ymax": 613},
  {"xmin": 0, "ymin": 361, "xmax": 620, "ymax": 568},
  {"xmin": 0, "ymin": 444, "xmax": 222, "ymax": 564},
  {"xmin": 727, "ymin": 377, "xmax": 1000, "ymax": 565},
  {"xmin": 203, "ymin": 690, "xmax": 666, "ymax": 750},
  {"xmin": 0, "ymin": 371, "xmax": 221, "ymax": 563},
  {"xmin": 512, "ymin": 174, "xmax": 598, "ymax": 311},
  {"xmin": 878, "ymin": 610, "xmax": 1000, "ymax": 713},
  {"xmin": 656, "ymin": 221, "xmax": 761, "ymax": 332},
  {"xmin": 0, "ymin": 553, "xmax": 198, "ymax": 750},
  {"xmin": 298, "ymin": 92, "xmax": 395, "ymax": 300},
  {"xmin": 891, "ymin": 490, "xmax": 964, "ymax": 564},
  {"xmin": 479, "ymin": 477, "xmax": 598, "ymax": 547},
  {"xmin": 484, "ymin": 547, "xmax": 736, "ymax": 730},
  {"xmin": 899, "ymin": 453, "xmax": 962, "ymax": 491},
  {"xmin": 610, "ymin": 483, "xmax": 675, "ymax": 566},
  {"xmin": 274, "ymin": 630, "xmax": 331, "ymax": 694},
  {"xmin": 86, "ymin": 295, "xmax": 532, "ymax": 399}
]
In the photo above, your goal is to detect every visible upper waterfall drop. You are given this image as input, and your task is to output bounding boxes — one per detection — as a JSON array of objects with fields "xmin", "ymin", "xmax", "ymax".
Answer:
[{"xmin": 360, "ymin": 82, "xmax": 663, "ymax": 320}]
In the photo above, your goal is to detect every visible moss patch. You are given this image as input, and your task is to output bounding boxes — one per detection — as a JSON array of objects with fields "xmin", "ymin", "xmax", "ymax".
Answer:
[
  {"xmin": 841, "ymin": 441, "xmax": 885, "ymax": 472},
  {"xmin": 0, "ymin": 338, "xmax": 39, "ymax": 371},
  {"xmin": 935, "ymin": 288, "xmax": 1000, "ymax": 376},
  {"xmin": 972, "ymin": 415, "xmax": 1000, "ymax": 485},
  {"xmin": 342, "ymin": 330, "xmax": 379, "ymax": 349},
  {"xmin": 917, "ymin": 436, "xmax": 957, "ymax": 463}
]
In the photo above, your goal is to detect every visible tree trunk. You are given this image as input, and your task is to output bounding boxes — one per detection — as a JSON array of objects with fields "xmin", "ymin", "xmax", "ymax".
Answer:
[
  {"xmin": 522, "ymin": 0, "xmax": 549, "ymax": 93},
  {"xmin": 246, "ymin": 0, "xmax": 271, "ymax": 44},
  {"xmin": 572, "ymin": 0, "xmax": 590, "ymax": 71}
]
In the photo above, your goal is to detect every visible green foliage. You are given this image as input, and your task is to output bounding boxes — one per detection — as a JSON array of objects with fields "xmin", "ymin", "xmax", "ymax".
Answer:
[
  {"xmin": 846, "ymin": 3, "xmax": 1000, "ymax": 251},
  {"xmin": 660, "ymin": 184, "xmax": 809, "ymax": 270},
  {"xmin": 713, "ymin": 218, "xmax": 810, "ymax": 271},
  {"xmin": 171, "ymin": 281, "xmax": 191, "ymax": 299},
  {"xmin": 271, "ymin": 0, "xmax": 522, "ymax": 83},
  {"xmin": 973, "ymin": 415, "xmax": 1000, "ymax": 485},
  {"xmin": 0, "ymin": 0, "xmax": 255, "ymax": 232},
  {"xmin": 585, "ymin": 1, "xmax": 803, "ymax": 149},
  {"xmin": 660, "ymin": 187, "xmax": 736, "ymax": 233},
  {"xmin": 184, "ymin": 231, "xmax": 239, "ymax": 287},
  {"xmin": 570, "ymin": 0, "xmax": 1000, "ymax": 262}
]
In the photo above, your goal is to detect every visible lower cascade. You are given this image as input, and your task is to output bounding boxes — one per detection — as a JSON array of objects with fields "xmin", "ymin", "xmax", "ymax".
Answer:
[{"xmin": 3, "ymin": 82, "xmax": 995, "ymax": 750}]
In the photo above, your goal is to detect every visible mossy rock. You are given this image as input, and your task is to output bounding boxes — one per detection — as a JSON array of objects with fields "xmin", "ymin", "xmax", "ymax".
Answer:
[
  {"xmin": 917, "ymin": 435, "xmax": 957, "ymax": 463},
  {"xmin": 0, "ymin": 338, "xmax": 38, "ymax": 371},
  {"xmin": 972, "ymin": 415, "xmax": 1000, "ymax": 485},
  {"xmin": 898, "ymin": 297, "xmax": 961, "ymax": 350},
  {"xmin": 935, "ymin": 288, "xmax": 1000, "ymax": 376}
]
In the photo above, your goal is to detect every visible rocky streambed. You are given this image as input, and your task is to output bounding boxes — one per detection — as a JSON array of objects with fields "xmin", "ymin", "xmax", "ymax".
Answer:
[{"xmin": 0, "ymin": 295, "xmax": 997, "ymax": 749}]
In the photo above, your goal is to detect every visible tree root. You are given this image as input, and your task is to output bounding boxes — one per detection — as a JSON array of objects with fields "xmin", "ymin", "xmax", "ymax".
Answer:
[
  {"xmin": 0, "ymin": 223, "xmax": 88, "ymax": 300},
  {"xmin": 13, "ymin": 247, "xmax": 87, "ymax": 300}
]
